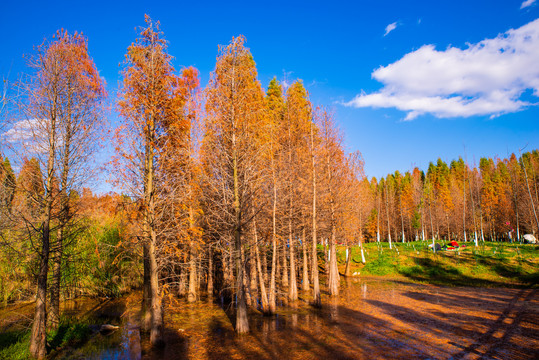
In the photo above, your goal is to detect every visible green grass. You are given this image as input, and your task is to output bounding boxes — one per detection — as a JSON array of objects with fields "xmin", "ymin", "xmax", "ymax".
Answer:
[
  {"xmin": 47, "ymin": 321, "xmax": 92, "ymax": 350},
  {"xmin": 337, "ymin": 241, "xmax": 538, "ymax": 288},
  {"xmin": 0, "ymin": 320, "xmax": 92, "ymax": 360},
  {"xmin": 0, "ymin": 330, "xmax": 31, "ymax": 360}
]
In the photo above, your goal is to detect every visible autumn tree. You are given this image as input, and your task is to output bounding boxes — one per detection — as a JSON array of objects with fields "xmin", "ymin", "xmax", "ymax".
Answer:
[
  {"xmin": 7, "ymin": 29, "xmax": 104, "ymax": 358},
  {"xmin": 116, "ymin": 16, "xmax": 183, "ymax": 346},
  {"xmin": 318, "ymin": 108, "xmax": 344, "ymax": 296},
  {"xmin": 283, "ymin": 80, "xmax": 312, "ymax": 302},
  {"xmin": 264, "ymin": 77, "xmax": 285, "ymax": 313},
  {"xmin": 47, "ymin": 31, "xmax": 106, "ymax": 329},
  {"xmin": 204, "ymin": 35, "xmax": 265, "ymax": 333}
]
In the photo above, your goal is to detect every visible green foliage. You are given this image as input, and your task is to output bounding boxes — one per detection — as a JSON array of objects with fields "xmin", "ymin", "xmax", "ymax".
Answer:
[
  {"xmin": 411, "ymin": 210, "xmax": 421, "ymax": 230},
  {"xmin": 0, "ymin": 330, "xmax": 30, "ymax": 360},
  {"xmin": 47, "ymin": 322, "xmax": 91, "ymax": 350}
]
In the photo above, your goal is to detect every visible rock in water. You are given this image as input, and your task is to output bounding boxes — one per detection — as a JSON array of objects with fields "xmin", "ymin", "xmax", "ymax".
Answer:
[{"xmin": 100, "ymin": 324, "xmax": 119, "ymax": 334}]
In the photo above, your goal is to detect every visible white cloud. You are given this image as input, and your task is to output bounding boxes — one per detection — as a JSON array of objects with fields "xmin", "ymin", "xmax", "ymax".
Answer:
[
  {"xmin": 3, "ymin": 118, "xmax": 51, "ymax": 153},
  {"xmin": 3, "ymin": 119, "xmax": 40, "ymax": 143},
  {"xmin": 347, "ymin": 19, "xmax": 539, "ymax": 120},
  {"xmin": 384, "ymin": 22, "xmax": 397, "ymax": 37},
  {"xmin": 521, "ymin": 0, "xmax": 536, "ymax": 9}
]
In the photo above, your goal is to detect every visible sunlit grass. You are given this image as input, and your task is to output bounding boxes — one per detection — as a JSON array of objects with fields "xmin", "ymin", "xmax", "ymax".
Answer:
[{"xmin": 337, "ymin": 241, "xmax": 538, "ymax": 287}]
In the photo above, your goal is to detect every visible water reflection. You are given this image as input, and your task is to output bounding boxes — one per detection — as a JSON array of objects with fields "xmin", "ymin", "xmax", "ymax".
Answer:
[{"xmin": 25, "ymin": 280, "xmax": 537, "ymax": 360}]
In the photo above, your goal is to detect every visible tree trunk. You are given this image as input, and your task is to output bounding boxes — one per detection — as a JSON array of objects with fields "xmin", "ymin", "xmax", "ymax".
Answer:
[
  {"xmin": 254, "ymin": 222, "xmax": 269, "ymax": 315},
  {"xmin": 146, "ymin": 118, "xmax": 163, "ymax": 346},
  {"xmin": 282, "ymin": 243, "xmax": 288, "ymax": 288},
  {"xmin": 268, "ymin": 225, "xmax": 277, "ymax": 314},
  {"xmin": 262, "ymin": 245, "xmax": 268, "ymax": 284},
  {"xmin": 188, "ymin": 241, "xmax": 197, "ymax": 303},
  {"xmin": 310, "ymin": 121, "xmax": 321, "ymax": 307},
  {"xmin": 49, "ymin": 228, "xmax": 62, "ymax": 330},
  {"xmin": 188, "ymin": 207, "xmax": 197, "ymax": 303},
  {"xmin": 241, "ymin": 246, "xmax": 251, "ymax": 307},
  {"xmin": 149, "ymin": 230, "xmax": 163, "ymax": 346},
  {"xmin": 301, "ymin": 225, "xmax": 310, "ymax": 291},
  {"xmin": 344, "ymin": 246, "xmax": 351, "ymax": 277},
  {"xmin": 328, "ymin": 227, "xmax": 339, "ymax": 296},
  {"xmin": 49, "ymin": 89, "xmax": 73, "ymax": 331},
  {"xmin": 288, "ymin": 223, "xmax": 298, "ymax": 302},
  {"xmin": 233, "ymin": 125, "xmax": 249, "ymax": 333},
  {"xmin": 30, "ymin": 118, "xmax": 56, "ymax": 359},
  {"xmin": 235, "ymin": 228, "xmax": 249, "ymax": 333},
  {"xmin": 249, "ymin": 240, "xmax": 258, "ymax": 308},
  {"xmin": 142, "ymin": 241, "xmax": 151, "ymax": 331},
  {"xmin": 207, "ymin": 247, "xmax": 213, "ymax": 297},
  {"xmin": 327, "ymin": 139, "xmax": 339, "ymax": 296},
  {"xmin": 29, "ymin": 221, "xmax": 50, "ymax": 359}
]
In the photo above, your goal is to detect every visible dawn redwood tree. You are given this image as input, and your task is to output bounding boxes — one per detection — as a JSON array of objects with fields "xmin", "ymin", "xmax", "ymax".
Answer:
[
  {"xmin": 318, "ymin": 109, "xmax": 342, "ymax": 296},
  {"xmin": 48, "ymin": 31, "xmax": 106, "ymax": 329},
  {"xmin": 13, "ymin": 29, "xmax": 104, "ymax": 358},
  {"xmin": 309, "ymin": 109, "xmax": 321, "ymax": 307},
  {"xmin": 284, "ymin": 80, "xmax": 312, "ymax": 302},
  {"xmin": 204, "ymin": 35, "xmax": 265, "ymax": 333},
  {"xmin": 180, "ymin": 67, "xmax": 203, "ymax": 304},
  {"xmin": 264, "ymin": 77, "xmax": 285, "ymax": 314},
  {"xmin": 24, "ymin": 44, "xmax": 62, "ymax": 359},
  {"xmin": 159, "ymin": 66, "xmax": 202, "ymax": 303},
  {"xmin": 116, "ymin": 16, "xmax": 183, "ymax": 346}
]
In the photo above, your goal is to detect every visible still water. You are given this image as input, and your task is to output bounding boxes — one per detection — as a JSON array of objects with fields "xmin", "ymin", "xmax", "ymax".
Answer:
[{"xmin": 3, "ymin": 279, "xmax": 538, "ymax": 359}]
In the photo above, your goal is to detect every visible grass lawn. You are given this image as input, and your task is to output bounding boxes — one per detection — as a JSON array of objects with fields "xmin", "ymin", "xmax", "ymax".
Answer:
[{"xmin": 335, "ymin": 240, "xmax": 538, "ymax": 288}]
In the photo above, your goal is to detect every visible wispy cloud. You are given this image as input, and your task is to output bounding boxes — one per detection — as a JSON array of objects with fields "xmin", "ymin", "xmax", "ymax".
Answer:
[
  {"xmin": 3, "ymin": 119, "xmax": 40, "ymax": 143},
  {"xmin": 384, "ymin": 22, "xmax": 397, "ymax": 37},
  {"xmin": 3, "ymin": 118, "xmax": 51, "ymax": 153},
  {"xmin": 521, "ymin": 0, "xmax": 536, "ymax": 9},
  {"xmin": 346, "ymin": 19, "xmax": 539, "ymax": 120}
]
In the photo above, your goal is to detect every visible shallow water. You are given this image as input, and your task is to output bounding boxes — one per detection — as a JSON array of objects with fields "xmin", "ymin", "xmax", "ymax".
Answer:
[{"xmin": 2, "ymin": 279, "xmax": 537, "ymax": 359}]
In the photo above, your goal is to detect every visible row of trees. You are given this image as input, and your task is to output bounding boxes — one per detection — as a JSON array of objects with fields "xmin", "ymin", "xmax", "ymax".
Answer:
[
  {"xmin": 111, "ymin": 18, "xmax": 367, "ymax": 343},
  {"xmin": 2, "ymin": 16, "xmax": 538, "ymax": 358},
  {"xmin": 1, "ymin": 17, "xmax": 366, "ymax": 357},
  {"xmin": 363, "ymin": 152, "xmax": 539, "ymax": 247}
]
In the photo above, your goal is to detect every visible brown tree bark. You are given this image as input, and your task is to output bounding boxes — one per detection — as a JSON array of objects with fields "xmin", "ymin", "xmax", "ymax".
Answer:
[
  {"xmin": 288, "ymin": 217, "xmax": 298, "ymax": 302},
  {"xmin": 253, "ymin": 220, "xmax": 269, "ymax": 314},
  {"xmin": 301, "ymin": 225, "xmax": 310, "ymax": 291},
  {"xmin": 30, "ymin": 117, "xmax": 56, "ymax": 359},
  {"xmin": 207, "ymin": 247, "xmax": 213, "ymax": 297}
]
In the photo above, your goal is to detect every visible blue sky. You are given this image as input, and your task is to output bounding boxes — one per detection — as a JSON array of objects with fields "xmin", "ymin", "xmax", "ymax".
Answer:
[{"xmin": 1, "ymin": 0, "xmax": 539, "ymax": 190}]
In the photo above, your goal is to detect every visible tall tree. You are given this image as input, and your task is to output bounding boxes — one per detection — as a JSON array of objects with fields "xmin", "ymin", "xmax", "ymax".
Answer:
[
  {"xmin": 48, "ymin": 31, "xmax": 106, "ymax": 329},
  {"xmin": 116, "ymin": 16, "xmax": 183, "ymax": 346},
  {"xmin": 284, "ymin": 80, "xmax": 312, "ymax": 302},
  {"xmin": 264, "ymin": 77, "xmax": 285, "ymax": 314},
  {"xmin": 204, "ymin": 35, "xmax": 265, "ymax": 333},
  {"xmin": 14, "ymin": 29, "xmax": 102, "ymax": 358}
]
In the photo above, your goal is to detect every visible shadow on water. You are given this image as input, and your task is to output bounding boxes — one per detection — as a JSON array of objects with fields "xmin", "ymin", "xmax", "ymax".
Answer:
[{"xmin": 2, "ymin": 278, "xmax": 537, "ymax": 359}]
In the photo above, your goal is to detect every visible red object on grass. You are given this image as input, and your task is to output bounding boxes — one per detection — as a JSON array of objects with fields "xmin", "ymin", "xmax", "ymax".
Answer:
[{"xmin": 449, "ymin": 241, "xmax": 459, "ymax": 247}]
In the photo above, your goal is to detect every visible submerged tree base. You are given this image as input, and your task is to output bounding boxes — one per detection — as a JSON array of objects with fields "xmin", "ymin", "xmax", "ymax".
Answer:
[{"xmin": 2, "ymin": 278, "xmax": 538, "ymax": 359}]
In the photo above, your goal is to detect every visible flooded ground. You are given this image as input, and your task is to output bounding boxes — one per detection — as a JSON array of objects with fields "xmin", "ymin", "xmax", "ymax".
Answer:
[{"xmin": 1, "ymin": 279, "xmax": 537, "ymax": 359}]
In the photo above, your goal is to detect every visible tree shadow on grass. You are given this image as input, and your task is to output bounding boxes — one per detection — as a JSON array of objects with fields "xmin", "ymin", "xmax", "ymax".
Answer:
[{"xmin": 398, "ymin": 256, "xmax": 530, "ymax": 288}]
